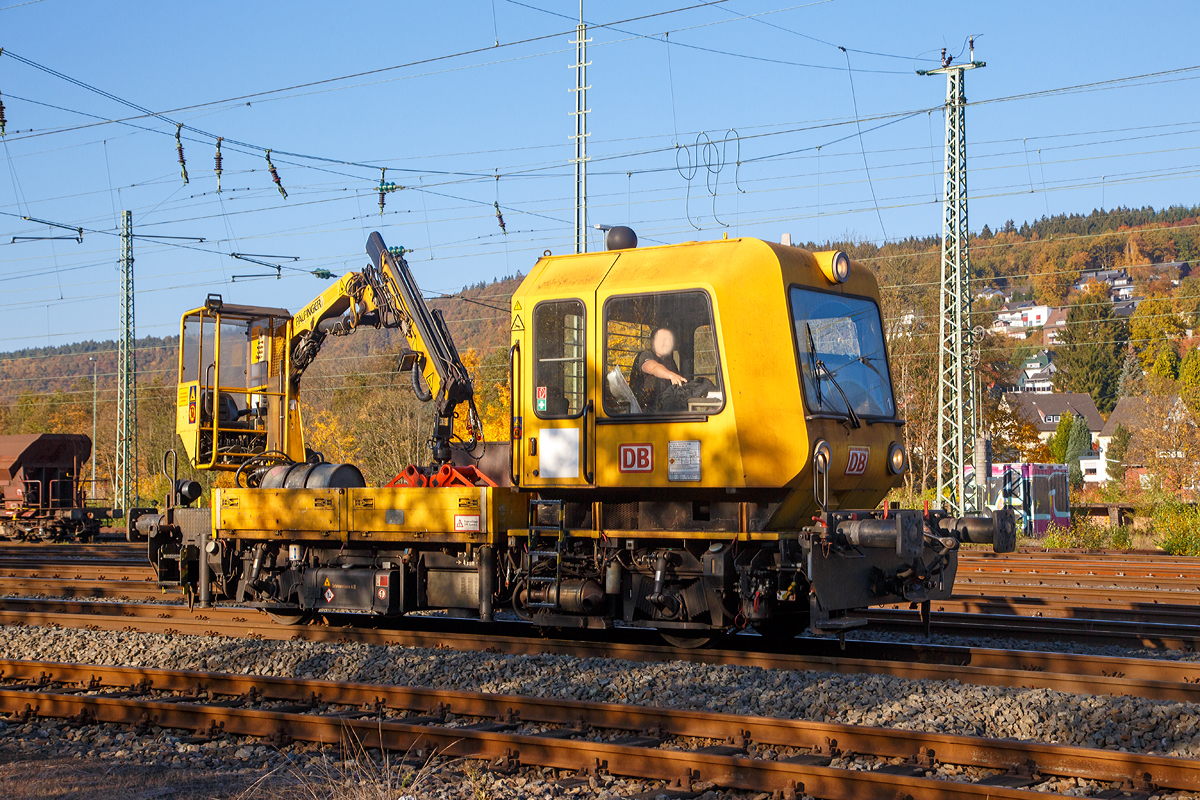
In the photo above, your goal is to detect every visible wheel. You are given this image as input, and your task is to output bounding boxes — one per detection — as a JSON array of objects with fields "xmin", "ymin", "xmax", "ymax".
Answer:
[
  {"xmin": 266, "ymin": 610, "xmax": 311, "ymax": 626},
  {"xmin": 659, "ymin": 631, "xmax": 712, "ymax": 649}
]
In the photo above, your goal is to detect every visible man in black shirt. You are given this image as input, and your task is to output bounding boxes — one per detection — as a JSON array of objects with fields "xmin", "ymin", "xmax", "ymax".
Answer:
[{"xmin": 629, "ymin": 328, "xmax": 687, "ymax": 410}]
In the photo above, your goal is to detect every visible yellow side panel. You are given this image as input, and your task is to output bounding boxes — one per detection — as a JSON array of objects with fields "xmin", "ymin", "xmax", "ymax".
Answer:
[
  {"xmin": 348, "ymin": 487, "xmax": 485, "ymax": 534},
  {"xmin": 176, "ymin": 381, "xmax": 200, "ymax": 465},
  {"xmin": 214, "ymin": 488, "xmax": 343, "ymax": 533}
]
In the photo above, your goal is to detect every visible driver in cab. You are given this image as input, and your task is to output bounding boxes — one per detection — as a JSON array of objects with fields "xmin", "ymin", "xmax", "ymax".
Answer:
[{"xmin": 630, "ymin": 328, "xmax": 687, "ymax": 410}]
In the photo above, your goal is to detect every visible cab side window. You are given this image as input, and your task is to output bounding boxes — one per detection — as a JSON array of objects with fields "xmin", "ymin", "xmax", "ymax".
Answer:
[
  {"xmin": 603, "ymin": 291, "xmax": 724, "ymax": 416},
  {"xmin": 533, "ymin": 300, "xmax": 586, "ymax": 417}
]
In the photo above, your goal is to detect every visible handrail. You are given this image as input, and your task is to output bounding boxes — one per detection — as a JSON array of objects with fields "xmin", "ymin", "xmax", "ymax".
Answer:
[
  {"xmin": 509, "ymin": 342, "xmax": 520, "ymax": 488},
  {"xmin": 581, "ymin": 399, "xmax": 593, "ymax": 485}
]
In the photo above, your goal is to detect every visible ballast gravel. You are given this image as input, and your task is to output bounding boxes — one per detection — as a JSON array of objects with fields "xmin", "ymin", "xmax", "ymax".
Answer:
[{"xmin": 2, "ymin": 623, "xmax": 1200, "ymax": 761}]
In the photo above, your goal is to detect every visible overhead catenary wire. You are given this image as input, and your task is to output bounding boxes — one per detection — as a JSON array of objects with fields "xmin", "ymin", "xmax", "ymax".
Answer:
[{"xmin": 0, "ymin": 26, "xmax": 1198, "ymax": 356}]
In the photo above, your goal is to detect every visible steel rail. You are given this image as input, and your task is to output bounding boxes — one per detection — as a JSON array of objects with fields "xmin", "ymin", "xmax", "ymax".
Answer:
[
  {"xmin": 957, "ymin": 574, "xmax": 1200, "ymax": 592},
  {"xmin": 0, "ymin": 564, "xmax": 154, "ymax": 580},
  {"xmin": 1, "ymin": 659, "xmax": 1197, "ymax": 795},
  {"xmin": 950, "ymin": 585, "xmax": 1200, "ymax": 605},
  {"xmin": 880, "ymin": 594, "xmax": 1200, "ymax": 625},
  {"xmin": 0, "ymin": 577, "xmax": 168, "ymax": 601},
  {"xmin": 4, "ymin": 598, "xmax": 1200, "ymax": 704}
]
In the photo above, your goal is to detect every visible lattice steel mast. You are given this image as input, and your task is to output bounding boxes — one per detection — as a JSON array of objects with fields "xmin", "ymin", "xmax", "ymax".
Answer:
[
  {"xmin": 570, "ymin": 0, "xmax": 591, "ymax": 253},
  {"xmin": 114, "ymin": 209, "xmax": 137, "ymax": 515},
  {"xmin": 919, "ymin": 44, "xmax": 984, "ymax": 515}
]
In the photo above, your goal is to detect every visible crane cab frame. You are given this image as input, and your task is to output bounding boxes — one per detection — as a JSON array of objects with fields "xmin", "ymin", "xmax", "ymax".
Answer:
[{"xmin": 176, "ymin": 295, "xmax": 304, "ymax": 471}]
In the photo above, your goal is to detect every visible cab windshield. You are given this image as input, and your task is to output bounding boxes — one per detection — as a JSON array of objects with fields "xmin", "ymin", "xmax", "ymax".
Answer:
[{"xmin": 791, "ymin": 288, "xmax": 895, "ymax": 418}]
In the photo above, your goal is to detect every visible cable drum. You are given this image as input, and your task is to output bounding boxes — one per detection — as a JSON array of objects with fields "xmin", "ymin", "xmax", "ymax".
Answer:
[{"xmin": 260, "ymin": 462, "xmax": 365, "ymax": 489}]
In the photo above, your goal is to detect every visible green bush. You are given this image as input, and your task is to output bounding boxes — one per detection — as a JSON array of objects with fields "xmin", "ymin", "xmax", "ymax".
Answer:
[
  {"xmin": 1042, "ymin": 517, "xmax": 1118, "ymax": 549},
  {"xmin": 1111, "ymin": 525, "xmax": 1134, "ymax": 550},
  {"xmin": 1152, "ymin": 503, "xmax": 1200, "ymax": 555}
]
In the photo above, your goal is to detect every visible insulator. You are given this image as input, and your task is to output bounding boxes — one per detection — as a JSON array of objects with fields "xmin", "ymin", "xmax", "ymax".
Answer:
[
  {"xmin": 0, "ymin": 91, "xmax": 6, "ymax": 137},
  {"xmin": 387, "ymin": 246, "xmax": 405, "ymax": 258},
  {"xmin": 265, "ymin": 149, "xmax": 287, "ymax": 200},
  {"xmin": 494, "ymin": 201, "xmax": 506, "ymax": 233},
  {"xmin": 214, "ymin": 137, "xmax": 223, "ymax": 193},
  {"xmin": 378, "ymin": 168, "xmax": 387, "ymax": 215},
  {"xmin": 175, "ymin": 124, "xmax": 188, "ymax": 185}
]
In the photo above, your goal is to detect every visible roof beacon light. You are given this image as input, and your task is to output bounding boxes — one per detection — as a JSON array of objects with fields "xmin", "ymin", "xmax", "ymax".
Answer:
[{"xmin": 815, "ymin": 250, "xmax": 851, "ymax": 284}]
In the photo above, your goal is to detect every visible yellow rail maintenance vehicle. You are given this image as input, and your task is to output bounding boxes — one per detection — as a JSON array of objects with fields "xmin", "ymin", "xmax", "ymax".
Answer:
[{"xmin": 138, "ymin": 229, "xmax": 1014, "ymax": 646}]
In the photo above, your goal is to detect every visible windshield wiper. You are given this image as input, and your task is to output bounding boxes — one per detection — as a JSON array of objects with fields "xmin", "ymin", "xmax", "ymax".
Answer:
[
  {"xmin": 805, "ymin": 323, "xmax": 823, "ymax": 407},
  {"xmin": 806, "ymin": 323, "xmax": 862, "ymax": 429}
]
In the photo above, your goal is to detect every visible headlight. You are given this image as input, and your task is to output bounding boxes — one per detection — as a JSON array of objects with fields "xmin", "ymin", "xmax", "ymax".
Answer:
[
  {"xmin": 813, "ymin": 439, "xmax": 831, "ymax": 473},
  {"xmin": 888, "ymin": 442, "xmax": 906, "ymax": 475},
  {"xmin": 815, "ymin": 250, "xmax": 851, "ymax": 284}
]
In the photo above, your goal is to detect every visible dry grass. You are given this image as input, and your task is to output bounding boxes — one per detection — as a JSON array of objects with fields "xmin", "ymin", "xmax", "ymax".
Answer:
[{"xmin": 238, "ymin": 729, "xmax": 484, "ymax": 800}]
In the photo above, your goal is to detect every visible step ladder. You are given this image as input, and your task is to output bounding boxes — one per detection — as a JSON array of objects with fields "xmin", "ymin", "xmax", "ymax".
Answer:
[{"xmin": 526, "ymin": 499, "xmax": 565, "ymax": 611}]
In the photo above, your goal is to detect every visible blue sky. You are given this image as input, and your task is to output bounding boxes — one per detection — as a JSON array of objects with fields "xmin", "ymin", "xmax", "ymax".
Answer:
[{"xmin": 1, "ymin": 0, "xmax": 1198, "ymax": 350}]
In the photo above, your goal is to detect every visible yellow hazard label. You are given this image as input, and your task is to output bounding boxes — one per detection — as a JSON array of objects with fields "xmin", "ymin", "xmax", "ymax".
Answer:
[
  {"xmin": 513, "ymin": 301, "xmax": 522, "ymax": 312},
  {"xmin": 510, "ymin": 315, "xmax": 524, "ymax": 332},
  {"xmin": 324, "ymin": 578, "xmax": 331, "ymax": 587}
]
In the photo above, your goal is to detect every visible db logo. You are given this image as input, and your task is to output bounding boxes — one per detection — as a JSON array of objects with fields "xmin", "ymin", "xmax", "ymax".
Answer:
[
  {"xmin": 619, "ymin": 443, "xmax": 653, "ymax": 473},
  {"xmin": 845, "ymin": 447, "xmax": 870, "ymax": 476}
]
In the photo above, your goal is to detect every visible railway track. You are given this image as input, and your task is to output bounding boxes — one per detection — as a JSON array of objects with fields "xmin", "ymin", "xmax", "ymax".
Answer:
[
  {"xmin": 1, "ymin": 658, "xmax": 1196, "ymax": 798},
  {"xmin": 4, "ymin": 545, "xmax": 1200, "ymax": 644},
  {"xmin": 3, "ymin": 596, "xmax": 1200, "ymax": 705}
]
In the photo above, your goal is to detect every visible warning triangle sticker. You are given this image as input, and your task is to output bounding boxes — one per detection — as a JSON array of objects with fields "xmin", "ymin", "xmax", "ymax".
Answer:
[
  {"xmin": 510, "ymin": 315, "xmax": 524, "ymax": 332},
  {"xmin": 324, "ymin": 578, "xmax": 331, "ymax": 587},
  {"xmin": 512, "ymin": 301, "xmax": 522, "ymax": 312}
]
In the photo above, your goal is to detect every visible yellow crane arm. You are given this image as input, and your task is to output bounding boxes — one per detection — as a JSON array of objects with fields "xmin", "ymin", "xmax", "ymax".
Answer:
[{"xmin": 287, "ymin": 232, "xmax": 478, "ymax": 464}]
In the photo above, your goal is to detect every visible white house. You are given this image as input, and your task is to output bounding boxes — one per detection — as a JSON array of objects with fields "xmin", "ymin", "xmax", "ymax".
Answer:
[
  {"xmin": 991, "ymin": 302, "xmax": 1051, "ymax": 338},
  {"xmin": 1015, "ymin": 350, "xmax": 1057, "ymax": 393}
]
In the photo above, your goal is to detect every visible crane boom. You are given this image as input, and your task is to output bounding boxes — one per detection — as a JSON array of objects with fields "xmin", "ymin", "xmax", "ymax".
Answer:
[{"xmin": 175, "ymin": 232, "xmax": 479, "ymax": 473}]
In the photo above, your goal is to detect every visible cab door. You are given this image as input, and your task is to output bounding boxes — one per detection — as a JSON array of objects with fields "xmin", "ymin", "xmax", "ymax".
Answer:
[{"xmin": 522, "ymin": 298, "xmax": 594, "ymax": 487}]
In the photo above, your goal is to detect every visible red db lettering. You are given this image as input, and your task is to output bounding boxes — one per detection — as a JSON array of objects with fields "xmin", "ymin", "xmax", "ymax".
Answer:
[{"xmin": 618, "ymin": 444, "xmax": 654, "ymax": 473}]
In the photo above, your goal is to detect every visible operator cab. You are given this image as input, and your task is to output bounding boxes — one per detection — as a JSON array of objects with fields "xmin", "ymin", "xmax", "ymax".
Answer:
[
  {"xmin": 511, "ymin": 236, "xmax": 908, "ymax": 526},
  {"xmin": 177, "ymin": 294, "xmax": 300, "ymax": 470}
]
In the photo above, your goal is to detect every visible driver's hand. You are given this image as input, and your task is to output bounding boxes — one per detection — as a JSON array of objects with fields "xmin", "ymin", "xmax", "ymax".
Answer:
[{"xmin": 669, "ymin": 374, "xmax": 687, "ymax": 386}]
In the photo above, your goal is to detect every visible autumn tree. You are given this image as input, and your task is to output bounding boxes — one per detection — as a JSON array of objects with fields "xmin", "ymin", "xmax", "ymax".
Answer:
[
  {"xmin": 1180, "ymin": 348, "xmax": 1200, "ymax": 414},
  {"xmin": 990, "ymin": 401, "xmax": 1051, "ymax": 463},
  {"xmin": 1151, "ymin": 343, "xmax": 1181, "ymax": 381},
  {"xmin": 1127, "ymin": 395, "xmax": 1200, "ymax": 497},
  {"xmin": 1032, "ymin": 247, "xmax": 1079, "ymax": 306},
  {"xmin": 1130, "ymin": 297, "xmax": 1185, "ymax": 369},
  {"xmin": 1176, "ymin": 276, "xmax": 1200, "ymax": 328}
]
